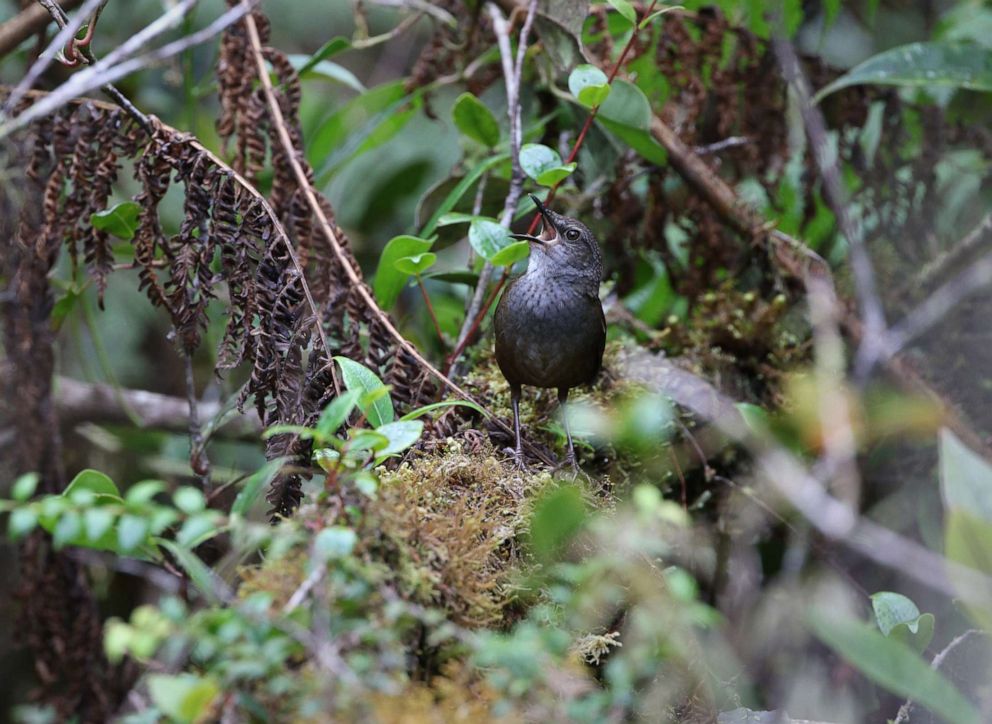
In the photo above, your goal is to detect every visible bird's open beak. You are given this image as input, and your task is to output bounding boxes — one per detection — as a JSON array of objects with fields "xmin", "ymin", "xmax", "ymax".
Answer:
[{"xmin": 509, "ymin": 193, "xmax": 557, "ymax": 246}]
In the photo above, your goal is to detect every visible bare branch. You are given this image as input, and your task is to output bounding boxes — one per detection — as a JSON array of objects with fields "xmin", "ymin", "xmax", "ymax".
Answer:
[
  {"xmin": 0, "ymin": 0, "xmax": 261, "ymax": 139},
  {"xmin": 771, "ymin": 35, "xmax": 887, "ymax": 380},
  {"xmin": 894, "ymin": 629, "xmax": 989, "ymax": 723},
  {"xmin": 53, "ymin": 375, "xmax": 262, "ymax": 436},
  {"xmin": 881, "ymin": 251, "xmax": 992, "ymax": 360}
]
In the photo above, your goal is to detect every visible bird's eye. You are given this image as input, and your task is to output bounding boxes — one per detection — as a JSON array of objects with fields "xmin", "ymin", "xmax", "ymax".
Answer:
[{"xmin": 565, "ymin": 228, "xmax": 580, "ymax": 240}]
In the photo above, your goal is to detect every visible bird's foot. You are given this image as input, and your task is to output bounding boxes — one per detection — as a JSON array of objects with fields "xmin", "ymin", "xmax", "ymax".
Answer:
[
  {"xmin": 504, "ymin": 446, "xmax": 528, "ymax": 471},
  {"xmin": 554, "ymin": 452, "xmax": 589, "ymax": 481}
]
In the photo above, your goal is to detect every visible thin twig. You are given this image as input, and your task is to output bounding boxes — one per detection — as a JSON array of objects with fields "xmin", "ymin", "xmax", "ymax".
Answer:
[
  {"xmin": 0, "ymin": 0, "xmax": 84, "ymax": 59},
  {"xmin": 184, "ymin": 353, "xmax": 211, "ymax": 488},
  {"xmin": 905, "ymin": 211, "xmax": 992, "ymax": 294},
  {"xmin": 416, "ymin": 275, "xmax": 445, "ymax": 346},
  {"xmin": 881, "ymin": 250, "xmax": 992, "ymax": 361},
  {"xmin": 772, "ymin": 35, "xmax": 887, "ymax": 380},
  {"xmin": 2, "ymin": 0, "xmax": 106, "ymax": 115},
  {"xmin": 0, "ymin": 0, "xmax": 260, "ymax": 139},
  {"xmin": 448, "ymin": 0, "xmax": 536, "ymax": 372},
  {"xmin": 893, "ymin": 629, "xmax": 989, "ymax": 724},
  {"xmin": 241, "ymin": 14, "xmax": 554, "ymax": 466}
]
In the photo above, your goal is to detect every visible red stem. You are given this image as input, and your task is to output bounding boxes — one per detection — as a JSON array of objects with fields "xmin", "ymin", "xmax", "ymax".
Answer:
[
  {"xmin": 447, "ymin": 0, "xmax": 659, "ymax": 369},
  {"xmin": 417, "ymin": 275, "xmax": 445, "ymax": 348}
]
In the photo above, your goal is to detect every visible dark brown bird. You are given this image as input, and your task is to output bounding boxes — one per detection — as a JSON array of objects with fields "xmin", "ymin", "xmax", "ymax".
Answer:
[{"xmin": 494, "ymin": 194, "xmax": 606, "ymax": 469}]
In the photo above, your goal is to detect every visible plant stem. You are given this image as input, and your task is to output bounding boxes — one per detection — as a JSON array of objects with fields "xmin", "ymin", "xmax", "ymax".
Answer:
[{"xmin": 417, "ymin": 274, "xmax": 445, "ymax": 347}]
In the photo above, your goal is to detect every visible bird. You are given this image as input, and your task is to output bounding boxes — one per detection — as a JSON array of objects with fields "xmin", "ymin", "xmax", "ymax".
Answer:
[{"xmin": 494, "ymin": 194, "xmax": 606, "ymax": 470}]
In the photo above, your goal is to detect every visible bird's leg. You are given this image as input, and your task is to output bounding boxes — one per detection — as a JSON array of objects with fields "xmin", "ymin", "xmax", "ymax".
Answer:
[
  {"xmin": 558, "ymin": 387, "xmax": 579, "ymax": 472},
  {"xmin": 511, "ymin": 384, "xmax": 526, "ymax": 469}
]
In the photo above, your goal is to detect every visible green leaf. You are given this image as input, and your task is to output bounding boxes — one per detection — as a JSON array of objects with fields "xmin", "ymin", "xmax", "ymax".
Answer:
[
  {"xmin": 291, "ymin": 58, "xmax": 365, "ymax": 92},
  {"xmin": 374, "ymin": 420, "xmax": 424, "ymax": 458},
  {"xmin": 147, "ymin": 673, "xmax": 220, "ymax": 724},
  {"xmin": 813, "ymin": 42, "xmax": 992, "ymax": 103},
  {"xmin": 394, "ymin": 252, "xmax": 437, "ymax": 275},
  {"xmin": 83, "ymin": 507, "xmax": 116, "ymax": 545},
  {"xmin": 11, "ymin": 473, "xmax": 39, "ymax": 501},
  {"xmin": 294, "ymin": 36, "xmax": 351, "ymax": 77},
  {"xmin": 65, "ymin": 469, "xmax": 121, "ymax": 500},
  {"xmin": 334, "ymin": 357, "xmax": 394, "ymax": 427},
  {"xmin": 469, "ymin": 219, "xmax": 515, "ymax": 261},
  {"xmin": 871, "ymin": 591, "xmax": 923, "ymax": 636},
  {"xmin": 606, "ymin": 0, "xmax": 636, "ymax": 25},
  {"xmin": 519, "ymin": 144, "xmax": 576, "ymax": 186},
  {"xmin": 535, "ymin": 163, "xmax": 577, "ymax": 187},
  {"xmin": 529, "ymin": 484, "xmax": 588, "ymax": 561},
  {"xmin": 452, "ymin": 92, "xmax": 501, "ymax": 147},
  {"xmin": 808, "ymin": 611, "xmax": 980, "ymax": 724},
  {"xmin": 490, "ymin": 240, "xmax": 531, "ymax": 267},
  {"xmin": 400, "ymin": 399, "xmax": 486, "ymax": 421},
  {"xmin": 435, "ymin": 212, "xmax": 489, "ymax": 227},
  {"xmin": 176, "ymin": 512, "xmax": 221, "ymax": 548},
  {"xmin": 639, "ymin": 5, "xmax": 683, "ymax": 29},
  {"xmin": 157, "ymin": 539, "xmax": 225, "ymax": 604},
  {"xmin": 309, "ymin": 81, "xmax": 406, "ymax": 164},
  {"xmin": 871, "ymin": 591, "xmax": 935, "ymax": 653},
  {"xmin": 597, "ymin": 80, "xmax": 667, "ymax": 165},
  {"xmin": 347, "ymin": 429, "xmax": 391, "ymax": 453},
  {"xmin": 735, "ymin": 402, "xmax": 770, "ymax": 435},
  {"xmin": 374, "ymin": 235, "xmax": 434, "ymax": 310},
  {"xmin": 423, "ymin": 270, "xmax": 480, "ymax": 286},
  {"xmin": 90, "ymin": 201, "xmax": 141, "ymax": 241},
  {"xmin": 944, "ymin": 510, "xmax": 992, "ymax": 630},
  {"xmin": 313, "ymin": 526, "xmax": 357, "ymax": 562},
  {"xmin": 53, "ymin": 510, "xmax": 82, "ymax": 549},
  {"xmin": 172, "ymin": 487, "xmax": 206, "ymax": 515},
  {"xmin": 939, "ymin": 428, "xmax": 992, "ymax": 521},
  {"xmin": 232, "ymin": 458, "xmax": 286, "ymax": 516},
  {"xmin": 315, "ymin": 391, "xmax": 362, "ymax": 439},
  {"xmin": 418, "ymin": 153, "xmax": 508, "ymax": 238},
  {"xmin": 8, "ymin": 508, "xmax": 38, "ymax": 539},
  {"xmin": 126, "ymin": 480, "xmax": 166, "ymax": 505},
  {"xmin": 117, "ymin": 514, "xmax": 150, "ymax": 553},
  {"xmin": 568, "ymin": 64, "xmax": 611, "ymax": 108}
]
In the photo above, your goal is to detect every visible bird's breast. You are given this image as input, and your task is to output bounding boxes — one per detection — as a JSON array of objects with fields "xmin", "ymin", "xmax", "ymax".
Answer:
[{"xmin": 494, "ymin": 273, "xmax": 606, "ymax": 389}]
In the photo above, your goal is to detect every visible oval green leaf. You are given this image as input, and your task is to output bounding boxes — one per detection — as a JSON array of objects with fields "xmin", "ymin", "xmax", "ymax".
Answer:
[
  {"xmin": 519, "ymin": 143, "xmax": 565, "ymax": 182},
  {"xmin": 374, "ymin": 420, "xmax": 425, "ymax": 458},
  {"xmin": 334, "ymin": 357, "xmax": 394, "ymax": 428},
  {"xmin": 468, "ymin": 219, "xmax": 514, "ymax": 261},
  {"xmin": 606, "ymin": 0, "xmax": 637, "ymax": 25},
  {"xmin": 568, "ymin": 64, "xmax": 611, "ymax": 108},
  {"xmin": 373, "ymin": 235, "xmax": 434, "ymax": 310},
  {"xmin": 535, "ymin": 163, "xmax": 577, "ymax": 187},
  {"xmin": 90, "ymin": 201, "xmax": 141, "ymax": 241},
  {"xmin": 452, "ymin": 92, "xmax": 501, "ymax": 147},
  {"xmin": 490, "ymin": 239, "xmax": 531, "ymax": 267},
  {"xmin": 394, "ymin": 252, "xmax": 437, "ymax": 276}
]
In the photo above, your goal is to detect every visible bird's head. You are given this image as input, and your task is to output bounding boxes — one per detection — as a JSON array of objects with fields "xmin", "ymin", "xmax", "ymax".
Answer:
[{"xmin": 510, "ymin": 194, "xmax": 602, "ymax": 281}]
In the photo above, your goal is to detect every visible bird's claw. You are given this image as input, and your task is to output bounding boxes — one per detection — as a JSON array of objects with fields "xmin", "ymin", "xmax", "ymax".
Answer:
[{"xmin": 504, "ymin": 446, "xmax": 528, "ymax": 471}]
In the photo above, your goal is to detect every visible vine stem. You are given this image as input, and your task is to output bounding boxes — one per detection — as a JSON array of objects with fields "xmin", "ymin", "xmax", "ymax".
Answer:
[
  {"xmin": 443, "ymin": 0, "xmax": 660, "ymax": 370},
  {"xmin": 242, "ymin": 14, "xmax": 555, "ymax": 466}
]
